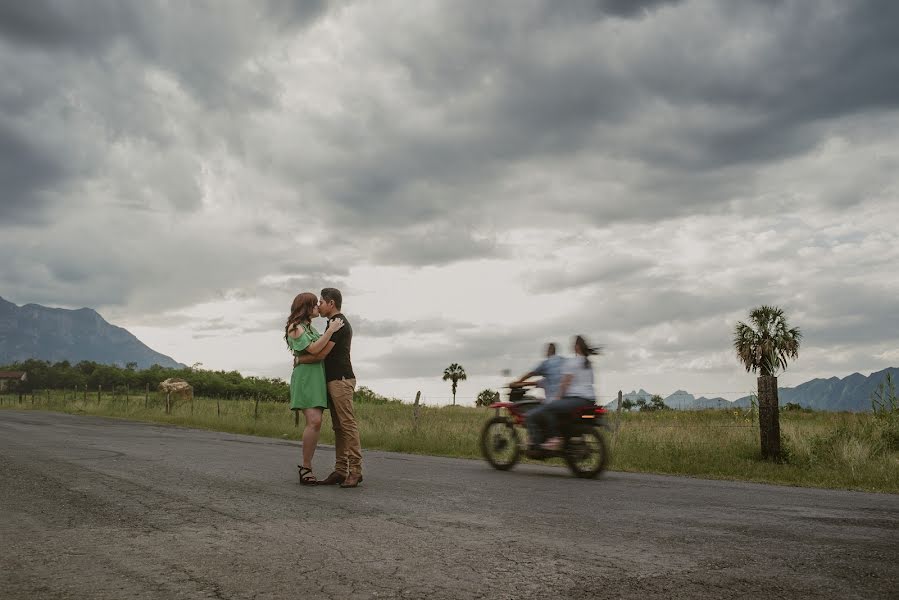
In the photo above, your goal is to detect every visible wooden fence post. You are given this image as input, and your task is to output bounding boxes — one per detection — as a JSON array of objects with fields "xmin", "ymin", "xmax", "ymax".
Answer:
[
  {"xmin": 98, "ymin": 385, "xmax": 101, "ymax": 405},
  {"xmin": 613, "ymin": 390, "xmax": 623, "ymax": 443},
  {"xmin": 254, "ymin": 396, "xmax": 259, "ymax": 421},
  {"xmin": 83, "ymin": 386, "xmax": 87, "ymax": 403},
  {"xmin": 413, "ymin": 391, "xmax": 421, "ymax": 429},
  {"xmin": 165, "ymin": 392, "xmax": 171, "ymax": 415},
  {"xmin": 217, "ymin": 398, "xmax": 221, "ymax": 417},
  {"xmin": 294, "ymin": 408, "xmax": 299, "ymax": 428}
]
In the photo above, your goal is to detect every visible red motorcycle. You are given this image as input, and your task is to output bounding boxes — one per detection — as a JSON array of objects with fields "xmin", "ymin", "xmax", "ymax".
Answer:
[{"xmin": 480, "ymin": 383, "xmax": 609, "ymax": 478}]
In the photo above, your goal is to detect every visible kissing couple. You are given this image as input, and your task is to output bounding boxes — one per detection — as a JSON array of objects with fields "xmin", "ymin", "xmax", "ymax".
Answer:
[{"xmin": 284, "ymin": 287, "xmax": 363, "ymax": 488}]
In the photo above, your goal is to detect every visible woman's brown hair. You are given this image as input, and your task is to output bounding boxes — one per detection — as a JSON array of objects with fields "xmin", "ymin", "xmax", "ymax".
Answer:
[
  {"xmin": 284, "ymin": 292, "xmax": 318, "ymax": 350},
  {"xmin": 574, "ymin": 335, "xmax": 602, "ymax": 369}
]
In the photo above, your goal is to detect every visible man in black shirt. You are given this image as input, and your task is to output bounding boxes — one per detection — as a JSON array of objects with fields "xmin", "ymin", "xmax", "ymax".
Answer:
[{"xmin": 311, "ymin": 287, "xmax": 362, "ymax": 488}]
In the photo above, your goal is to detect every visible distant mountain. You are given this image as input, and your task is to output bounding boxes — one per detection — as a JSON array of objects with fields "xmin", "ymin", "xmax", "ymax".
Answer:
[
  {"xmin": 731, "ymin": 368, "xmax": 899, "ymax": 412},
  {"xmin": 0, "ymin": 296, "xmax": 184, "ymax": 369},
  {"xmin": 622, "ymin": 389, "xmax": 653, "ymax": 403},
  {"xmin": 606, "ymin": 368, "xmax": 898, "ymax": 412},
  {"xmin": 663, "ymin": 391, "xmax": 731, "ymax": 410},
  {"xmin": 609, "ymin": 388, "xmax": 731, "ymax": 410}
]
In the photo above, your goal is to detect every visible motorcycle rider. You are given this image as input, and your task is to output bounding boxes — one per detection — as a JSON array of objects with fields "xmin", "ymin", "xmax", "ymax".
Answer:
[
  {"xmin": 510, "ymin": 342, "xmax": 564, "ymax": 451},
  {"xmin": 540, "ymin": 335, "xmax": 599, "ymax": 451}
]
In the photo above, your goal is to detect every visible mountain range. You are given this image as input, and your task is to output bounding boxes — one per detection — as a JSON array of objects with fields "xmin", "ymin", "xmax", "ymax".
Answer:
[
  {"xmin": 0, "ymin": 297, "xmax": 184, "ymax": 369},
  {"xmin": 2, "ymin": 297, "xmax": 896, "ymax": 411},
  {"xmin": 610, "ymin": 367, "xmax": 898, "ymax": 413}
]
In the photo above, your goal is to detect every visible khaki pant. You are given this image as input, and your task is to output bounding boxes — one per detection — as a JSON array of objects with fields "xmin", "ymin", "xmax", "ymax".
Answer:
[{"xmin": 327, "ymin": 378, "xmax": 362, "ymax": 476}]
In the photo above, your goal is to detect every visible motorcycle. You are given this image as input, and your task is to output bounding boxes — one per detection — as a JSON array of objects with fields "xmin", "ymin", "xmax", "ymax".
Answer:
[{"xmin": 480, "ymin": 383, "xmax": 609, "ymax": 478}]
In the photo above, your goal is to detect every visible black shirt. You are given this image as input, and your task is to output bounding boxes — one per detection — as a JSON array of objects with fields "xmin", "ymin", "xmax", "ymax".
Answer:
[{"xmin": 324, "ymin": 313, "xmax": 355, "ymax": 382}]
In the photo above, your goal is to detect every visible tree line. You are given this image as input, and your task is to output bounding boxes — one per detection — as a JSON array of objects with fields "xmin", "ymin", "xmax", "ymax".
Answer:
[
  {"xmin": 1, "ymin": 359, "xmax": 289, "ymax": 401},
  {"xmin": 1, "ymin": 359, "xmax": 406, "ymax": 405}
]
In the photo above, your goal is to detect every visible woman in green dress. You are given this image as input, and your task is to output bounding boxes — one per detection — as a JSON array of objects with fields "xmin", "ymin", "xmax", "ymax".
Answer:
[{"xmin": 285, "ymin": 292, "xmax": 344, "ymax": 485}]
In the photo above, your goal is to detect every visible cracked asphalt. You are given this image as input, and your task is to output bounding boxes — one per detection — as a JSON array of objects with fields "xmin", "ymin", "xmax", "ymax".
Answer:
[{"xmin": 1, "ymin": 410, "xmax": 897, "ymax": 599}]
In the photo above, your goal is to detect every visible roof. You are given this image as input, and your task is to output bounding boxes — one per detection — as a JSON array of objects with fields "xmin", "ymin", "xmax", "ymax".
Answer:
[{"xmin": 0, "ymin": 371, "xmax": 27, "ymax": 379}]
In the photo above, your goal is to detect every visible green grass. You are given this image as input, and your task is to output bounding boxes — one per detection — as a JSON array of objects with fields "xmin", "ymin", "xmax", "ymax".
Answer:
[{"xmin": 2, "ymin": 391, "xmax": 897, "ymax": 493}]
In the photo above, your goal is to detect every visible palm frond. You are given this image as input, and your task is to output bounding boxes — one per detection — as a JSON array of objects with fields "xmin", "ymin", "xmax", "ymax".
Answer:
[{"xmin": 734, "ymin": 306, "xmax": 801, "ymax": 376}]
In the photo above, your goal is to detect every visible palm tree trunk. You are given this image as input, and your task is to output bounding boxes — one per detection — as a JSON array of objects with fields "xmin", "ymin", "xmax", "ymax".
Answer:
[{"xmin": 757, "ymin": 375, "xmax": 781, "ymax": 459}]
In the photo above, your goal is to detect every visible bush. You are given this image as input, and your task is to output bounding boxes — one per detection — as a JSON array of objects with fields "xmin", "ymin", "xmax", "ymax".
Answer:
[
  {"xmin": 476, "ymin": 389, "xmax": 498, "ymax": 407},
  {"xmin": 354, "ymin": 386, "xmax": 402, "ymax": 405}
]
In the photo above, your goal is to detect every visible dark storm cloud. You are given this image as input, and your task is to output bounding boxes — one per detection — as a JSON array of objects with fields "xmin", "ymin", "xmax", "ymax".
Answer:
[
  {"xmin": 0, "ymin": 1, "xmax": 130, "ymax": 51},
  {"xmin": 0, "ymin": 0, "xmax": 328, "ymax": 110},
  {"xmin": 0, "ymin": 121, "xmax": 67, "ymax": 223},
  {"xmin": 302, "ymin": 0, "xmax": 899, "ymax": 237},
  {"xmin": 2, "ymin": 0, "xmax": 898, "ymax": 333},
  {"xmin": 6, "ymin": 0, "xmax": 899, "ymax": 242},
  {"xmin": 596, "ymin": 0, "xmax": 683, "ymax": 17}
]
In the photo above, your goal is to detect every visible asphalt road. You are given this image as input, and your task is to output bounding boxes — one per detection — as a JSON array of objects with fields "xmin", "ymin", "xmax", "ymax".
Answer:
[{"xmin": 1, "ymin": 410, "xmax": 897, "ymax": 600}]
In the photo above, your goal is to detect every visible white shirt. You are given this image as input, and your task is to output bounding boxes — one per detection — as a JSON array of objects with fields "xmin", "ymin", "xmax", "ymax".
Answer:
[{"xmin": 562, "ymin": 356, "xmax": 595, "ymax": 400}]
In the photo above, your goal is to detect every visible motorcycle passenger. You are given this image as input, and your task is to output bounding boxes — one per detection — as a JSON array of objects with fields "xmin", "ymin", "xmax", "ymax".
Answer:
[
  {"xmin": 511, "ymin": 343, "xmax": 564, "ymax": 451},
  {"xmin": 540, "ymin": 335, "xmax": 599, "ymax": 451}
]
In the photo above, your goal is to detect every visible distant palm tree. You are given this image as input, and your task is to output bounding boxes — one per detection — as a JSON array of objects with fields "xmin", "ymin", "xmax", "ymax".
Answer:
[
  {"xmin": 442, "ymin": 363, "xmax": 467, "ymax": 406},
  {"xmin": 734, "ymin": 305, "xmax": 802, "ymax": 459}
]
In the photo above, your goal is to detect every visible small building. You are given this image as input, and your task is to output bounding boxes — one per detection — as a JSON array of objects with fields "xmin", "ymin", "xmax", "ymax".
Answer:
[{"xmin": 0, "ymin": 371, "xmax": 27, "ymax": 392}]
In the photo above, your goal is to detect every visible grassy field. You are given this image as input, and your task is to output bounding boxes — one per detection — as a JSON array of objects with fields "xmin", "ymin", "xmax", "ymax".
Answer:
[{"xmin": 2, "ymin": 390, "xmax": 897, "ymax": 493}]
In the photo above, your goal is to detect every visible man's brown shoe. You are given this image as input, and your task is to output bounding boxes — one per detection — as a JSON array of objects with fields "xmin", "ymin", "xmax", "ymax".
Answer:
[
  {"xmin": 319, "ymin": 471, "xmax": 346, "ymax": 486},
  {"xmin": 340, "ymin": 474, "xmax": 363, "ymax": 488}
]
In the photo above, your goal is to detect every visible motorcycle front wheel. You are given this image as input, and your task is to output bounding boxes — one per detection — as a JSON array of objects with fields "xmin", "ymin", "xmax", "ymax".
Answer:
[
  {"xmin": 564, "ymin": 425, "xmax": 609, "ymax": 478},
  {"xmin": 480, "ymin": 416, "xmax": 521, "ymax": 471}
]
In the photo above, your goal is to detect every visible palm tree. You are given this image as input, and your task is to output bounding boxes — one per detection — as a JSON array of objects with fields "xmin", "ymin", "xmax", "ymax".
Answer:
[
  {"xmin": 733, "ymin": 305, "xmax": 802, "ymax": 459},
  {"xmin": 442, "ymin": 363, "xmax": 467, "ymax": 406}
]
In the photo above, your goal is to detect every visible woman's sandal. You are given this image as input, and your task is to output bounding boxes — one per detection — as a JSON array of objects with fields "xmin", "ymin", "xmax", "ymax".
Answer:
[{"xmin": 298, "ymin": 466, "xmax": 318, "ymax": 486}]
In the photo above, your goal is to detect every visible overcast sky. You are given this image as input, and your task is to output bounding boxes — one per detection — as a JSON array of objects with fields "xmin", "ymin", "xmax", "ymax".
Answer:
[{"xmin": 2, "ymin": 0, "xmax": 898, "ymax": 405}]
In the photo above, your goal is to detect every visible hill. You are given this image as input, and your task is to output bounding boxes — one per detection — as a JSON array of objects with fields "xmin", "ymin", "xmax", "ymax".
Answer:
[
  {"xmin": 0, "ymin": 296, "xmax": 184, "ymax": 369},
  {"xmin": 730, "ymin": 367, "xmax": 899, "ymax": 412},
  {"xmin": 609, "ymin": 368, "xmax": 898, "ymax": 412}
]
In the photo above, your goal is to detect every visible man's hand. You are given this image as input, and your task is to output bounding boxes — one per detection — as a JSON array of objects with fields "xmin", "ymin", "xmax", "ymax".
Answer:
[{"xmin": 294, "ymin": 354, "xmax": 318, "ymax": 366}]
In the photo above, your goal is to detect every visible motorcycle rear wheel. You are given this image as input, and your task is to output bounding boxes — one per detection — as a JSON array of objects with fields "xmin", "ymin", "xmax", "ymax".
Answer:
[
  {"xmin": 480, "ymin": 416, "xmax": 521, "ymax": 471},
  {"xmin": 564, "ymin": 425, "xmax": 608, "ymax": 478}
]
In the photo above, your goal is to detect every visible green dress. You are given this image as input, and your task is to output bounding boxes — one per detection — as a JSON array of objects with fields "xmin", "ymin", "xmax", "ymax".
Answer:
[{"xmin": 288, "ymin": 324, "xmax": 328, "ymax": 410}]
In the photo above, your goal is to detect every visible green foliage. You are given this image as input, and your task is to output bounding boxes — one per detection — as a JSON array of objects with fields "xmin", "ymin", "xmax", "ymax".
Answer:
[
  {"xmin": 733, "ymin": 305, "xmax": 802, "ymax": 377},
  {"xmin": 476, "ymin": 389, "xmax": 498, "ymax": 407},
  {"xmin": 869, "ymin": 373, "xmax": 899, "ymax": 452},
  {"xmin": 0, "ymin": 359, "xmax": 289, "ymax": 401},
  {"xmin": 354, "ymin": 386, "xmax": 403, "ymax": 405},
  {"xmin": 637, "ymin": 395, "xmax": 670, "ymax": 412},
  {"xmin": 871, "ymin": 372, "xmax": 897, "ymax": 415},
  {"xmin": 620, "ymin": 398, "xmax": 636, "ymax": 412}
]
